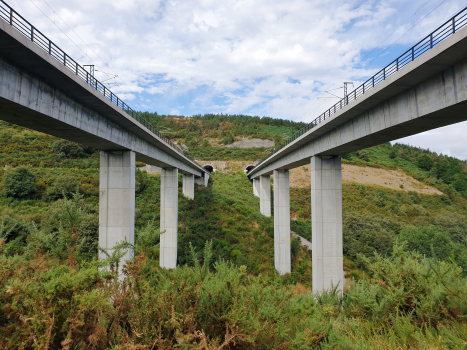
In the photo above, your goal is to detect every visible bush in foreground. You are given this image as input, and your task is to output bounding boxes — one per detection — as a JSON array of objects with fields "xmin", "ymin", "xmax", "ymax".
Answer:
[{"xmin": 1, "ymin": 239, "xmax": 467, "ymax": 349}]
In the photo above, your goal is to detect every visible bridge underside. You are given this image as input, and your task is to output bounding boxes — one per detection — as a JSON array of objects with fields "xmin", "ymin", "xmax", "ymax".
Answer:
[{"xmin": 0, "ymin": 55, "xmax": 202, "ymax": 176}]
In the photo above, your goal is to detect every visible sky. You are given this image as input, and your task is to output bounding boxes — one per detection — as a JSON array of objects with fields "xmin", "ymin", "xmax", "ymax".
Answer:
[{"xmin": 6, "ymin": 0, "xmax": 467, "ymax": 160}]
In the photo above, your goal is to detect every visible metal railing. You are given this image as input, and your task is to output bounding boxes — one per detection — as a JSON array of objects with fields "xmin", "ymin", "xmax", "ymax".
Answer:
[
  {"xmin": 0, "ymin": 0, "xmax": 192, "ymax": 160},
  {"xmin": 249, "ymin": 6, "xmax": 467, "ymax": 174}
]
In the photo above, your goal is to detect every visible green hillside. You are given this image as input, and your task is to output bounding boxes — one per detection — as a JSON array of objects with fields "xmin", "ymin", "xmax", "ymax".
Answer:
[{"xmin": 1, "ymin": 116, "xmax": 467, "ymax": 348}]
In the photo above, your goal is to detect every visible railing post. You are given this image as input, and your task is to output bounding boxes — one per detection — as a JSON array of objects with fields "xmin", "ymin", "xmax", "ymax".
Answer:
[
  {"xmin": 31, "ymin": 27, "xmax": 34, "ymax": 41},
  {"xmin": 430, "ymin": 34, "xmax": 433, "ymax": 48},
  {"xmin": 86, "ymin": 72, "xmax": 89, "ymax": 84},
  {"xmin": 63, "ymin": 53, "xmax": 66, "ymax": 66},
  {"xmin": 354, "ymin": 90, "xmax": 356, "ymax": 100},
  {"xmin": 372, "ymin": 76, "xmax": 375, "ymax": 87},
  {"xmin": 412, "ymin": 47, "xmax": 414, "ymax": 61},
  {"xmin": 75, "ymin": 62, "xmax": 78, "ymax": 75},
  {"xmin": 396, "ymin": 58, "xmax": 399, "ymax": 71},
  {"xmin": 9, "ymin": 8, "xmax": 13, "ymax": 25},
  {"xmin": 452, "ymin": 18, "xmax": 456, "ymax": 33},
  {"xmin": 48, "ymin": 41, "xmax": 51, "ymax": 55},
  {"xmin": 383, "ymin": 68, "xmax": 386, "ymax": 80}
]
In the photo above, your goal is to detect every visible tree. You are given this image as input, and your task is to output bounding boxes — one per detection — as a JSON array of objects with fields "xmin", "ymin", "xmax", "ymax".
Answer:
[
  {"xmin": 47, "ymin": 175, "xmax": 79, "ymax": 200},
  {"xmin": 52, "ymin": 139, "xmax": 94, "ymax": 158},
  {"xmin": 3, "ymin": 167, "xmax": 36, "ymax": 198},
  {"xmin": 417, "ymin": 154, "xmax": 434, "ymax": 171},
  {"xmin": 396, "ymin": 225, "xmax": 452, "ymax": 260}
]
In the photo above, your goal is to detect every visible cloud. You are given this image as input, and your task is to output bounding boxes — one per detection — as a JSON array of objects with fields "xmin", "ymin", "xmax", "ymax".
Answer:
[{"xmin": 10, "ymin": 0, "xmax": 467, "ymax": 159}]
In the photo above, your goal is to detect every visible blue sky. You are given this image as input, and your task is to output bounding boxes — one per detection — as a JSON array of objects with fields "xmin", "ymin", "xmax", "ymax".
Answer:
[{"xmin": 8, "ymin": 0, "xmax": 467, "ymax": 159}]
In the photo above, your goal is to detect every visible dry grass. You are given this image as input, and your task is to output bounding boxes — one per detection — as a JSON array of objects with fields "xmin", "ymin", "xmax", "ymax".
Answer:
[{"xmin": 289, "ymin": 164, "xmax": 442, "ymax": 195}]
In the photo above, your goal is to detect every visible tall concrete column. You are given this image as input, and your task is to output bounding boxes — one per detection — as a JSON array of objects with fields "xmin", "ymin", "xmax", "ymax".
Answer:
[
  {"xmin": 273, "ymin": 170, "xmax": 291, "ymax": 275},
  {"xmin": 259, "ymin": 175, "xmax": 271, "ymax": 217},
  {"xmin": 183, "ymin": 174, "xmax": 194, "ymax": 200},
  {"xmin": 253, "ymin": 178, "xmax": 260, "ymax": 197},
  {"xmin": 311, "ymin": 156, "xmax": 343, "ymax": 294},
  {"xmin": 99, "ymin": 151, "xmax": 135, "ymax": 271},
  {"xmin": 160, "ymin": 168, "xmax": 179, "ymax": 269}
]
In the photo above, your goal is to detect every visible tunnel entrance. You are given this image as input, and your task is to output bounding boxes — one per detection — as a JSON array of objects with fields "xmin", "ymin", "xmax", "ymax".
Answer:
[
  {"xmin": 203, "ymin": 165, "xmax": 214, "ymax": 173},
  {"xmin": 245, "ymin": 165, "xmax": 255, "ymax": 173}
]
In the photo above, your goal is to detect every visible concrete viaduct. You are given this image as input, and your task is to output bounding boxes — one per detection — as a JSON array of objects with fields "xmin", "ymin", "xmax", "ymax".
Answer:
[
  {"xmin": 249, "ymin": 10, "xmax": 467, "ymax": 294},
  {"xmin": 0, "ymin": 2, "xmax": 210, "ymax": 270}
]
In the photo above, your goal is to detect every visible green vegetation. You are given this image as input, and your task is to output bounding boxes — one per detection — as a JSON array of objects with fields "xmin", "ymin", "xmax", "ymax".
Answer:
[
  {"xmin": 1, "ymin": 116, "xmax": 467, "ymax": 348},
  {"xmin": 2, "ymin": 167, "xmax": 36, "ymax": 198},
  {"xmin": 2, "ymin": 238, "xmax": 467, "ymax": 348}
]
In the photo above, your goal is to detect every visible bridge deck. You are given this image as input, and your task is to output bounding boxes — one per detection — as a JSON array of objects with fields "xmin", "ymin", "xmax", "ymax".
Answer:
[{"xmin": 248, "ymin": 24, "xmax": 467, "ymax": 178}]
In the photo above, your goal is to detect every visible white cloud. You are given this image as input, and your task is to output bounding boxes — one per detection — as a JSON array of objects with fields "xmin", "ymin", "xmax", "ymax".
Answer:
[{"xmin": 9, "ymin": 0, "xmax": 467, "ymax": 158}]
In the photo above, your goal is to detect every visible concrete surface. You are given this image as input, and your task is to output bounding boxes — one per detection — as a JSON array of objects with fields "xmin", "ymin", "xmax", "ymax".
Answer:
[
  {"xmin": 253, "ymin": 178, "xmax": 260, "ymax": 197},
  {"xmin": 195, "ymin": 174, "xmax": 209, "ymax": 187},
  {"xmin": 248, "ymin": 25, "xmax": 467, "ymax": 178},
  {"xmin": 0, "ymin": 19, "xmax": 205, "ymax": 177},
  {"xmin": 160, "ymin": 168, "xmax": 179, "ymax": 269},
  {"xmin": 292, "ymin": 232, "xmax": 312, "ymax": 251},
  {"xmin": 311, "ymin": 156, "xmax": 344, "ymax": 295},
  {"xmin": 259, "ymin": 175, "xmax": 271, "ymax": 217},
  {"xmin": 183, "ymin": 174, "xmax": 195, "ymax": 200},
  {"xmin": 139, "ymin": 165, "xmax": 162, "ymax": 174},
  {"xmin": 98, "ymin": 151, "xmax": 135, "ymax": 277},
  {"xmin": 226, "ymin": 138, "xmax": 274, "ymax": 148},
  {"xmin": 274, "ymin": 170, "xmax": 291, "ymax": 275}
]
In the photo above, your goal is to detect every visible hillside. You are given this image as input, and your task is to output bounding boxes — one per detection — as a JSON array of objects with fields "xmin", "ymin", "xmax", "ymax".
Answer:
[{"xmin": 1, "ymin": 115, "xmax": 467, "ymax": 347}]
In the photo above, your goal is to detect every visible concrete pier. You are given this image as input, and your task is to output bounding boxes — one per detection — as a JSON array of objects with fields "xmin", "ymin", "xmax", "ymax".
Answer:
[
  {"xmin": 259, "ymin": 175, "xmax": 271, "ymax": 217},
  {"xmin": 195, "ymin": 174, "xmax": 209, "ymax": 187},
  {"xmin": 253, "ymin": 178, "xmax": 260, "ymax": 197},
  {"xmin": 311, "ymin": 156, "xmax": 343, "ymax": 294},
  {"xmin": 183, "ymin": 174, "xmax": 194, "ymax": 200},
  {"xmin": 160, "ymin": 168, "xmax": 179, "ymax": 269},
  {"xmin": 99, "ymin": 151, "xmax": 135, "ymax": 271},
  {"xmin": 273, "ymin": 170, "xmax": 291, "ymax": 275}
]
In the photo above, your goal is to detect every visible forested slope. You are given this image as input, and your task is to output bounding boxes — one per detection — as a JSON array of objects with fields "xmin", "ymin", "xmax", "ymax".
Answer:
[{"xmin": 1, "ymin": 115, "xmax": 467, "ymax": 348}]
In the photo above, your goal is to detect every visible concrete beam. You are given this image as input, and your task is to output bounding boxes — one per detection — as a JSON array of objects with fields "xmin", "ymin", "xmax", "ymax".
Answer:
[
  {"xmin": 311, "ymin": 156, "xmax": 343, "ymax": 294},
  {"xmin": 259, "ymin": 175, "xmax": 271, "ymax": 217},
  {"xmin": 273, "ymin": 170, "xmax": 291, "ymax": 275},
  {"xmin": 160, "ymin": 168, "xmax": 179, "ymax": 269},
  {"xmin": 98, "ymin": 151, "xmax": 135, "ymax": 277},
  {"xmin": 183, "ymin": 174, "xmax": 194, "ymax": 200},
  {"xmin": 253, "ymin": 178, "xmax": 260, "ymax": 197}
]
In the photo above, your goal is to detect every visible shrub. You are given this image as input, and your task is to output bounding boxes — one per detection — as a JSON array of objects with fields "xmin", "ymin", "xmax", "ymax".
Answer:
[
  {"xmin": 3, "ymin": 167, "xmax": 36, "ymax": 198},
  {"xmin": 52, "ymin": 139, "xmax": 94, "ymax": 158},
  {"xmin": 396, "ymin": 225, "xmax": 453, "ymax": 260},
  {"xmin": 135, "ymin": 168, "xmax": 149, "ymax": 195},
  {"xmin": 343, "ymin": 211, "xmax": 399, "ymax": 259},
  {"xmin": 417, "ymin": 154, "xmax": 434, "ymax": 171},
  {"xmin": 291, "ymin": 237, "xmax": 300, "ymax": 256},
  {"xmin": 47, "ymin": 175, "xmax": 80, "ymax": 200}
]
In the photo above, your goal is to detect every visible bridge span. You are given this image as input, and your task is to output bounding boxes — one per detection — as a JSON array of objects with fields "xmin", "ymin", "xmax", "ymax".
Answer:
[
  {"xmin": 0, "ymin": 1, "xmax": 209, "ymax": 271},
  {"xmin": 248, "ymin": 8, "xmax": 467, "ymax": 294}
]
